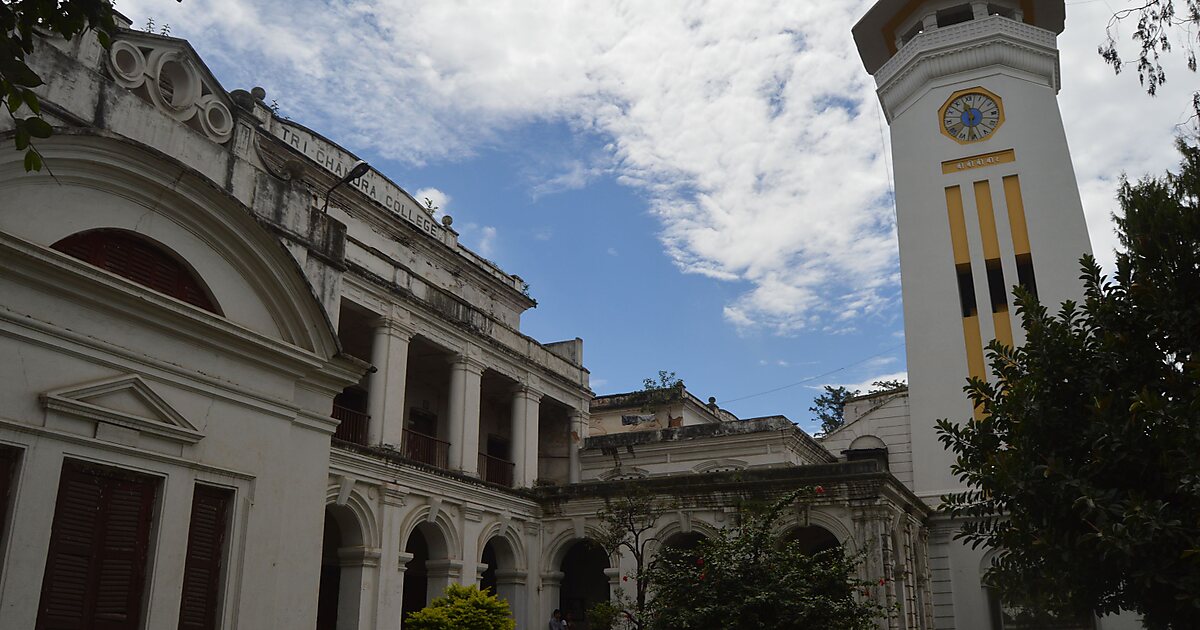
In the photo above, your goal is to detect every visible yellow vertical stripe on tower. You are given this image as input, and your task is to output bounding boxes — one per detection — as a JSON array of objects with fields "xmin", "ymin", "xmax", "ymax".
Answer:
[
  {"xmin": 962, "ymin": 315, "xmax": 987, "ymax": 420},
  {"xmin": 1003, "ymin": 175, "xmax": 1031, "ymax": 255},
  {"xmin": 945, "ymin": 186, "xmax": 970, "ymax": 266},
  {"xmin": 992, "ymin": 311, "xmax": 1014, "ymax": 347},
  {"xmin": 974, "ymin": 180, "xmax": 1000, "ymax": 260}
]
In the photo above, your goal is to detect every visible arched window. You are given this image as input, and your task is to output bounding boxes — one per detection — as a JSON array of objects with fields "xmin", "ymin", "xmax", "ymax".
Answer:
[{"xmin": 51, "ymin": 229, "xmax": 221, "ymax": 314}]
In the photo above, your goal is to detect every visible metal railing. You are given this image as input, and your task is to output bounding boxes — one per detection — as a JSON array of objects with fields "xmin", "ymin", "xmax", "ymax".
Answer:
[
  {"xmin": 331, "ymin": 405, "xmax": 370, "ymax": 445},
  {"xmin": 403, "ymin": 429, "xmax": 450, "ymax": 469},
  {"xmin": 478, "ymin": 452, "xmax": 515, "ymax": 487}
]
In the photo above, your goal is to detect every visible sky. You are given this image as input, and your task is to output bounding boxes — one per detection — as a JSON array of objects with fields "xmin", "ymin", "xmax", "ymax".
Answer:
[{"xmin": 115, "ymin": 0, "xmax": 1197, "ymax": 432}]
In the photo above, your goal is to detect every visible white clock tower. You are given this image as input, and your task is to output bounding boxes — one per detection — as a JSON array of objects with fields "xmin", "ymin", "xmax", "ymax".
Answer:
[{"xmin": 854, "ymin": 1, "xmax": 1096, "ymax": 627}]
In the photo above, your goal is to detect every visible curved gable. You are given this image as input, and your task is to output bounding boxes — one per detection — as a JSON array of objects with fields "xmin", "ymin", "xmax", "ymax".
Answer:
[{"xmin": 0, "ymin": 132, "xmax": 338, "ymax": 359}]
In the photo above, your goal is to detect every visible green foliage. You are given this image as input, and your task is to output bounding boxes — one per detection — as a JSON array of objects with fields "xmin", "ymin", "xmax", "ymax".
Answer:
[
  {"xmin": 1099, "ymin": 1, "xmax": 1199, "ymax": 120},
  {"xmin": 936, "ymin": 141, "xmax": 1200, "ymax": 629},
  {"xmin": 641, "ymin": 487, "xmax": 885, "ymax": 630},
  {"xmin": 638, "ymin": 370, "xmax": 683, "ymax": 415},
  {"xmin": 404, "ymin": 584, "xmax": 515, "ymax": 630},
  {"xmin": 585, "ymin": 600, "xmax": 622, "ymax": 630},
  {"xmin": 591, "ymin": 485, "xmax": 676, "ymax": 629},
  {"xmin": 2, "ymin": 0, "xmax": 125, "ymax": 171},
  {"xmin": 811, "ymin": 380, "xmax": 907, "ymax": 434}
]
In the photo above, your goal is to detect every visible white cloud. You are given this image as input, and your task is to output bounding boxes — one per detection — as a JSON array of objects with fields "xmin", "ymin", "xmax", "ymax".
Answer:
[
  {"xmin": 117, "ymin": 0, "xmax": 1194, "ymax": 332},
  {"xmin": 837, "ymin": 371, "xmax": 909, "ymax": 395},
  {"xmin": 414, "ymin": 187, "xmax": 450, "ymax": 218},
  {"xmin": 606, "ymin": 247, "xmax": 619, "ymax": 257}
]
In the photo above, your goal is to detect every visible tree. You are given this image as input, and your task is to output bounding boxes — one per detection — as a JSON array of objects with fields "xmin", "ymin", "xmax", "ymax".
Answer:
[
  {"xmin": 811, "ymin": 380, "xmax": 908, "ymax": 435},
  {"xmin": 936, "ymin": 141, "xmax": 1200, "ymax": 629},
  {"xmin": 641, "ymin": 487, "xmax": 885, "ymax": 630},
  {"xmin": 589, "ymin": 485, "xmax": 676, "ymax": 630},
  {"xmin": 404, "ymin": 584, "xmax": 515, "ymax": 630},
  {"xmin": 1100, "ymin": 1, "xmax": 1200, "ymax": 120},
  {"xmin": 2, "ymin": 0, "xmax": 127, "ymax": 171}
]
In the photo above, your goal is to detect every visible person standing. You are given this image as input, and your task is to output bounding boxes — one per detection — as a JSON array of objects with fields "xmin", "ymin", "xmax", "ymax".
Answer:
[{"xmin": 550, "ymin": 609, "xmax": 565, "ymax": 630}]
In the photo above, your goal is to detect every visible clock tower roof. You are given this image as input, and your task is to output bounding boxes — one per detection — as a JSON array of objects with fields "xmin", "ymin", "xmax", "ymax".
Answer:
[{"xmin": 853, "ymin": 0, "xmax": 1065, "ymax": 75}]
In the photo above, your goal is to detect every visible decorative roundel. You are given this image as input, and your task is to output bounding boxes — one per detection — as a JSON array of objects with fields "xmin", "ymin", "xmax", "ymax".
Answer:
[
  {"xmin": 197, "ymin": 95, "xmax": 234, "ymax": 142},
  {"xmin": 107, "ymin": 41, "xmax": 147, "ymax": 89},
  {"xmin": 146, "ymin": 50, "xmax": 203, "ymax": 117},
  {"xmin": 938, "ymin": 87, "xmax": 1004, "ymax": 144}
]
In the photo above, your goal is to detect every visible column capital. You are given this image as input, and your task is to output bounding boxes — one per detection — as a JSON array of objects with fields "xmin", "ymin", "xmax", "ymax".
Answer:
[
  {"xmin": 541, "ymin": 571, "xmax": 565, "ymax": 587},
  {"xmin": 371, "ymin": 316, "xmax": 416, "ymax": 339},
  {"xmin": 397, "ymin": 551, "xmax": 415, "ymax": 573},
  {"xmin": 338, "ymin": 545, "xmax": 383, "ymax": 568},
  {"xmin": 510, "ymin": 383, "xmax": 544, "ymax": 401},
  {"xmin": 450, "ymin": 353, "xmax": 487, "ymax": 374}
]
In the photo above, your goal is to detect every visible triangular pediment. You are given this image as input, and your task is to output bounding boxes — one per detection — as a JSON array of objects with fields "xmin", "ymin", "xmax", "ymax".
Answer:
[
  {"xmin": 105, "ymin": 29, "xmax": 235, "ymax": 144},
  {"xmin": 41, "ymin": 375, "xmax": 203, "ymax": 444}
]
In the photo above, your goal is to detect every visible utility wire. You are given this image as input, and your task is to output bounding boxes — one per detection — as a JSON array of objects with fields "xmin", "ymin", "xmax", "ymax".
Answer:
[{"xmin": 720, "ymin": 343, "xmax": 906, "ymax": 405}]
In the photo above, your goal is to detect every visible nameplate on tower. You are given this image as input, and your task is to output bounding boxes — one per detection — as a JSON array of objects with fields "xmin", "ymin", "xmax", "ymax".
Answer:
[{"xmin": 941, "ymin": 149, "xmax": 1016, "ymax": 175}]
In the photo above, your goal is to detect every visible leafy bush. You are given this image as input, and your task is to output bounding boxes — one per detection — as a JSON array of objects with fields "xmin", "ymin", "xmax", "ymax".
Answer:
[
  {"xmin": 404, "ymin": 584, "xmax": 515, "ymax": 630},
  {"xmin": 642, "ymin": 488, "xmax": 885, "ymax": 630}
]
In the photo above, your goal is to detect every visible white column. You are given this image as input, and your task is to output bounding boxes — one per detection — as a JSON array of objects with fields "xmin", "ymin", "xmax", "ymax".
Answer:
[
  {"xmin": 367, "ymin": 317, "xmax": 414, "ymax": 447},
  {"xmin": 567, "ymin": 410, "xmax": 583, "ymax": 484},
  {"xmin": 495, "ymin": 570, "xmax": 527, "ymax": 626},
  {"xmin": 337, "ymin": 546, "xmax": 381, "ymax": 630},
  {"xmin": 541, "ymin": 571, "xmax": 564, "ymax": 625},
  {"xmin": 510, "ymin": 386, "xmax": 542, "ymax": 487},
  {"xmin": 425, "ymin": 560, "xmax": 464, "ymax": 605},
  {"xmin": 375, "ymin": 487, "xmax": 408, "ymax": 629},
  {"xmin": 447, "ymin": 355, "xmax": 484, "ymax": 475}
]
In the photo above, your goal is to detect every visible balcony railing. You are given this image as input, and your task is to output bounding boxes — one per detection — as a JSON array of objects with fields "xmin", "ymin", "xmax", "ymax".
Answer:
[
  {"xmin": 403, "ymin": 429, "xmax": 449, "ymax": 469},
  {"xmin": 331, "ymin": 405, "xmax": 370, "ymax": 445},
  {"xmin": 478, "ymin": 452, "xmax": 515, "ymax": 487}
]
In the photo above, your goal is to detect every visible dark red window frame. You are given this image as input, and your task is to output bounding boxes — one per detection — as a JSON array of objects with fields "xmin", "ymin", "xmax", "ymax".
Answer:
[
  {"xmin": 37, "ymin": 459, "xmax": 158, "ymax": 630},
  {"xmin": 178, "ymin": 484, "xmax": 233, "ymax": 630},
  {"xmin": 51, "ymin": 229, "xmax": 222, "ymax": 314}
]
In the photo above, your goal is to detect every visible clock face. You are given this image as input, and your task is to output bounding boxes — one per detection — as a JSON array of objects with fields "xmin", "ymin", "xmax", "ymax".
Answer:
[{"xmin": 940, "ymin": 90, "xmax": 1003, "ymax": 144}]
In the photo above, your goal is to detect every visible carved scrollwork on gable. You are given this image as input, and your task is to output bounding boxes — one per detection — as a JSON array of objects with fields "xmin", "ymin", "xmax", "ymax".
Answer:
[{"xmin": 106, "ymin": 36, "xmax": 234, "ymax": 144}]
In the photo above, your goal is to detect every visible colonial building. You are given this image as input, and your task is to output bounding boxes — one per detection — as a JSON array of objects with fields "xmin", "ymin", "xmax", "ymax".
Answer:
[{"xmin": 0, "ymin": 2, "xmax": 1147, "ymax": 630}]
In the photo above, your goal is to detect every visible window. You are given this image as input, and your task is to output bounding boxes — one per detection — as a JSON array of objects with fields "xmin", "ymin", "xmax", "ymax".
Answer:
[
  {"xmin": 0, "ymin": 446, "xmax": 19, "ymax": 574},
  {"xmin": 178, "ymin": 485, "xmax": 233, "ymax": 630},
  {"xmin": 956, "ymin": 263, "xmax": 979, "ymax": 317},
  {"xmin": 1015, "ymin": 253, "xmax": 1039, "ymax": 300},
  {"xmin": 937, "ymin": 4, "xmax": 975, "ymax": 28},
  {"xmin": 986, "ymin": 259, "xmax": 1009, "ymax": 313},
  {"xmin": 37, "ymin": 460, "xmax": 158, "ymax": 630},
  {"xmin": 51, "ymin": 229, "xmax": 221, "ymax": 314}
]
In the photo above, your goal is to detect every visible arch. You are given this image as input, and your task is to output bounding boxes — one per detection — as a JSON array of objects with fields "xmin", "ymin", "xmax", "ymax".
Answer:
[
  {"xmin": 782, "ymin": 524, "xmax": 842, "ymax": 555},
  {"xmin": 773, "ymin": 509, "xmax": 858, "ymax": 555},
  {"xmin": 323, "ymin": 483, "xmax": 379, "ymax": 549},
  {"xmin": 52, "ymin": 228, "xmax": 222, "ymax": 314},
  {"xmin": 559, "ymin": 539, "xmax": 610, "ymax": 628},
  {"xmin": 398, "ymin": 504, "xmax": 461, "ymax": 560},
  {"xmin": 0, "ymin": 133, "xmax": 339, "ymax": 357},
  {"xmin": 477, "ymin": 521, "xmax": 527, "ymax": 573},
  {"xmin": 849, "ymin": 434, "xmax": 887, "ymax": 450},
  {"xmin": 648, "ymin": 517, "xmax": 720, "ymax": 559},
  {"xmin": 543, "ymin": 526, "xmax": 613, "ymax": 575},
  {"xmin": 317, "ymin": 503, "xmax": 376, "ymax": 630}
]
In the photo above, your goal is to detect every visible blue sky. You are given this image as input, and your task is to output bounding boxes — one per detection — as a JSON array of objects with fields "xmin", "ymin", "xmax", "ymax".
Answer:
[{"xmin": 117, "ymin": 0, "xmax": 1196, "ymax": 432}]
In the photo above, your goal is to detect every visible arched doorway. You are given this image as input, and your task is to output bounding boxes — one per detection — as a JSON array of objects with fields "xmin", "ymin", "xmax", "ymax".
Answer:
[
  {"xmin": 784, "ymin": 525, "xmax": 841, "ymax": 555},
  {"xmin": 560, "ymin": 540, "xmax": 609, "ymax": 629},
  {"xmin": 316, "ymin": 505, "xmax": 367, "ymax": 630},
  {"xmin": 480, "ymin": 535, "xmax": 524, "ymax": 623},
  {"xmin": 401, "ymin": 522, "xmax": 453, "ymax": 621}
]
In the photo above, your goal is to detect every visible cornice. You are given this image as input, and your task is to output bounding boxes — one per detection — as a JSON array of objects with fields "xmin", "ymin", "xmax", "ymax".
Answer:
[{"xmin": 875, "ymin": 16, "xmax": 1059, "ymax": 122}]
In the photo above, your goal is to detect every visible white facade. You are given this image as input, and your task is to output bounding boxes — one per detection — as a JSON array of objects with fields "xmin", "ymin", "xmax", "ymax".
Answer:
[{"xmin": 853, "ymin": 2, "xmax": 1140, "ymax": 629}]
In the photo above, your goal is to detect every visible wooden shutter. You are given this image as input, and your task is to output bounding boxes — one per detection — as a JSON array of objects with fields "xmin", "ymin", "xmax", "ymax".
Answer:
[
  {"xmin": 37, "ymin": 460, "xmax": 157, "ymax": 630},
  {"xmin": 51, "ymin": 230, "xmax": 221, "ymax": 314},
  {"xmin": 178, "ymin": 485, "xmax": 232, "ymax": 630}
]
